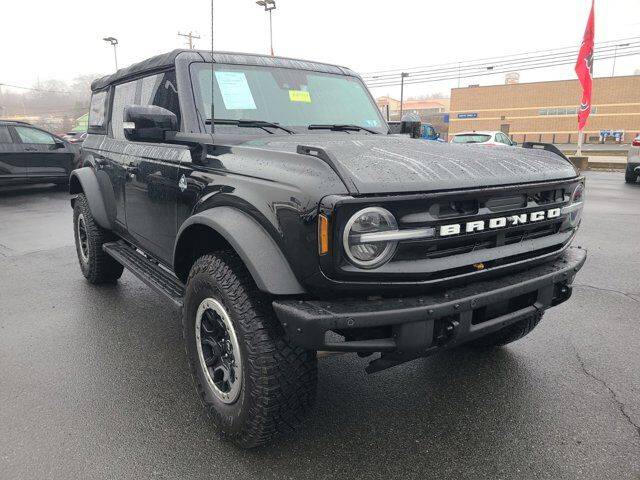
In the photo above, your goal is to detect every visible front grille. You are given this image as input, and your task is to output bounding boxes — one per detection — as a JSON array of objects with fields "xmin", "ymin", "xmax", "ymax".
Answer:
[
  {"xmin": 395, "ymin": 219, "xmax": 563, "ymax": 261},
  {"xmin": 327, "ymin": 178, "xmax": 580, "ymax": 282}
]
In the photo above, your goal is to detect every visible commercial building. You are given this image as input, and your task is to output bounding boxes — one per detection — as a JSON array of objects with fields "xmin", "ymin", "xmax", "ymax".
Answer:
[
  {"xmin": 449, "ymin": 75, "xmax": 640, "ymax": 144},
  {"xmin": 376, "ymin": 97, "xmax": 450, "ymax": 137}
]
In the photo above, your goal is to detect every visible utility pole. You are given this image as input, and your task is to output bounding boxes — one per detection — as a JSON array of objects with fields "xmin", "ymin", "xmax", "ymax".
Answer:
[
  {"xmin": 102, "ymin": 37, "xmax": 119, "ymax": 71},
  {"xmin": 178, "ymin": 31, "xmax": 201, "ymax": 49},
  {"xmin": 399, "ymin": 72, "xmax": 409, "ymax": 119},
  {"xmin": 256, "ymin": 0, "xmax": 276, "ymax": 56},
  {"xmin": 612, "ymin": 43, "xmax": 630, "ymax": 77}
]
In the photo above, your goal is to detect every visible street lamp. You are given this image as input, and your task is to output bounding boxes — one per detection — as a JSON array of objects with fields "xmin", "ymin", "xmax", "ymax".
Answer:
[
  {"xmin": 612, "ymin": 43, "xmax": 630, "ymax": 77},
  {"xmin": 399, "ymin": 72, "xmax": 409, "ymax": 119},
  {"xmin": 256, "ymin": 0, "xmax": 276, "ymax": 56},
  {"xmin": 103, "ymin": 37, "xmax": 119, "ymax": 71}
]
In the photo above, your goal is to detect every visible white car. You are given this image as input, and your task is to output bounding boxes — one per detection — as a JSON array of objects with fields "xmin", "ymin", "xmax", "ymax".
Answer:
[
  {"xmin": 450, "ymin": 131, "xmax": 517, "ymax": 147},
  {"xmin": 625, "ymin": 134, "xmax": 640, "ymax": 184}
]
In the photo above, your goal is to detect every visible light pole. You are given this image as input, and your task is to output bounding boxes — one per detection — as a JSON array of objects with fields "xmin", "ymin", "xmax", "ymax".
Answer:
[
  {"xmin": 103, "ymin": 37, "xmax": 119, "ymax": 71},
  {"xmin": 399, "ymin": 72, "xmax": 409, "ymax": 119},
  {"xmin": 256, "ymin": 0, "xmax": 276, "ymax": 56},
  {"xmin": 612, "ymin": 43, "xmax": 630, "ymax": 77}
]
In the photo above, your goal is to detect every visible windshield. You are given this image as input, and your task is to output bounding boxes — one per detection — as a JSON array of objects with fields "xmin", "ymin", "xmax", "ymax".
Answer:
[
  {"xmin": 452, "ymin": 134, "xmax": 492, "ymax": 144},
  {"xmin": 190, "ymin": 63, "xmax": 386, "ymax": 134}
]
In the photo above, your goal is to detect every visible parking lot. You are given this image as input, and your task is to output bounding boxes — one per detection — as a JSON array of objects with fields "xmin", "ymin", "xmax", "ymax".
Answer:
[{"xmin": 0, "ymin": 171, "xmax": 638, "ymax": 479}]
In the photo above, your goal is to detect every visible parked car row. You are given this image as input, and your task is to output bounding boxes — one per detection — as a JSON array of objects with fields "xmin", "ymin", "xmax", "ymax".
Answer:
[{"xmin": 0, "ymin": 120, "xmax": 79, "ymax": 187}]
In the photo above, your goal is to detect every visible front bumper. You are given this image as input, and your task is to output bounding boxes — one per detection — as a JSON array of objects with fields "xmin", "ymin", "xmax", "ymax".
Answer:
[{"xmin": 273, "ymin": 247, "xmax": 586, "ymax": 371}]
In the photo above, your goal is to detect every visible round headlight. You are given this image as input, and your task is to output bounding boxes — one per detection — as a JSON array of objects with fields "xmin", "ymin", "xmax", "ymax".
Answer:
[{"xmin": 343, "ymin": 207, "xmax": 398, "ymax": 269}]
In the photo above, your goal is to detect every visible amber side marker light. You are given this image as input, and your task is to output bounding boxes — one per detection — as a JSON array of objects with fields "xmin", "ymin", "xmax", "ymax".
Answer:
[
  {"xmin": 318, "ymin": 214, "xmax": 330, "ymax": 255},
  {"xmin": 473, "ymin": 262, "xmax": 485, "ymax": 271}
]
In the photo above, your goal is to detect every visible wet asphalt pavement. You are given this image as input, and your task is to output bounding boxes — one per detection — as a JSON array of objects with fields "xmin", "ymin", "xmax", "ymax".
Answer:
[{"xmin": 0, "ymin": 171, "xmax": 638, "ymax": 479}]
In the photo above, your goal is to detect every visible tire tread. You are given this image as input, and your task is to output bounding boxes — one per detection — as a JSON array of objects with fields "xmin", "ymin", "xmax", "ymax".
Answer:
[
  {"xmin": 73, "ymin": 194, "xmax": 123, "ymax": 284},
  {"xmin": 183, "ymin": 252, "xmax": 317, "ymax": 448}
]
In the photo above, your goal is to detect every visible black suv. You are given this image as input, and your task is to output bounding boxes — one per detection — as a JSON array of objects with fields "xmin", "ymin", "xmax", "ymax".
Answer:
[
  {"xmin": 0, "ymin": 120, "xmax": 77, "ymax": 187},
  {"xmin": 70, "ymin": 50, "xmax": 586, "ymax": 448}
]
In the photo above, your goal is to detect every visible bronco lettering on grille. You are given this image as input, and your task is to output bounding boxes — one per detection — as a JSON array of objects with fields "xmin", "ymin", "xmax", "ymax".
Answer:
[{"xmin": 439, "ymin": 208, "xmax": 561, "ymax": 237}]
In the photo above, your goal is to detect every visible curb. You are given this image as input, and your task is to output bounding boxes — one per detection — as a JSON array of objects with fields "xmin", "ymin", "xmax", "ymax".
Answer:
[
  {"xmin": 586, "ymin": 161, "xmax": 626, "ymax": 170},
  {"xmin": 568, "ymin": 156, "xmax": 626, "ymax": 171}
]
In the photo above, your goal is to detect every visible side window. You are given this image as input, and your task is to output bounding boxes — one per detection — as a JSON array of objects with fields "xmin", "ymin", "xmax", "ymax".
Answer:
[
  {"xmin": 141, "ymin": 71, "xmax": 181, "ymax": 126},
  {"xmin": 0, "ymin": 126, "xmax": 13, "ymax": 143},
  {"xmin": 14, "ymin": 126, "xmax": 56, "ymax": 145},
  {"xmin": 88, "ymin": 91, "xmax": 108, "ymax": 132},
  {"xmin": 111, "ymin": 80, "xmax": 138, "ymax": 140},
  {"xmin": 111, "ymin": 71, "xmax": 181, "ymax": 140}
]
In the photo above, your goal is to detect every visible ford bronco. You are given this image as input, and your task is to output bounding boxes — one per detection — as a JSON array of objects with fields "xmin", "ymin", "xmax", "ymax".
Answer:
[{"xmin": 70, "ymin": 50, "xmax": 586, "ymax": 448}]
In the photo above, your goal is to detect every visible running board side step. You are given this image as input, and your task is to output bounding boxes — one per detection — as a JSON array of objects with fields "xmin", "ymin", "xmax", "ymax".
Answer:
[{"xmin": 103, "ymin": 241, "xmax": 185, "ymax": 310}]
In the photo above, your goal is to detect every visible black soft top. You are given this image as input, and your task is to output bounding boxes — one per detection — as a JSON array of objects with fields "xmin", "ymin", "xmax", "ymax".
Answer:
[{"xmin": 91, "ymin": 49, "xmax": 358, "ymax": 92}]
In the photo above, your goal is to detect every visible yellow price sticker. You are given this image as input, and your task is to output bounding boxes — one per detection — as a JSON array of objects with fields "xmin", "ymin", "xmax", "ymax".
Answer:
[{"xmin": 289, "ymin": 90, "xmax": 311, "ymax": 103}]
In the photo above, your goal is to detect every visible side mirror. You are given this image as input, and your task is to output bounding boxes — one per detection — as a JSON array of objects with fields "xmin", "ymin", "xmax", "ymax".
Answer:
[
  {"xmin": 123, "ymin": 105, "xmax": 178, "ymax": 142},
  {"xmin": 511, "ymin": 141, "xmax": 518, "ymax": 146},
  {"xmin": 435, "ymin": 132, "xmax": 440, "ymax": 139},
  {"xmin": 52, "ymin": 141, "xmax": 66, "ymax": 150}
]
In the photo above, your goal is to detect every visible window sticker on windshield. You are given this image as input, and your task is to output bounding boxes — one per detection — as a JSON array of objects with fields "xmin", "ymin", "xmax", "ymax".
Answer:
[
  {"xmin": 364, "ymin": 119, "xmax": 380, "ymax": 127},
  {"xmin": 215, "ymin": 71, "xmax": 257, "ymax": 110},
  {"xmin": 288, "ymin": 90, "xmax": 311, "ymax": 103}
]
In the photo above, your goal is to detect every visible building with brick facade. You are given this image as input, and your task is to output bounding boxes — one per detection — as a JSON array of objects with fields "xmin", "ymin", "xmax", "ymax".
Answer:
[
  {"xmin": 449, "ymin": 75, "xmax": 640, "ymax": 144},
  {"xmin": 376, "ymin": 97, "xmax": 450, "ymax": 121},
  {"xmin": 376, "ymin": 96, "xmax": 451, "ymax": 137}
]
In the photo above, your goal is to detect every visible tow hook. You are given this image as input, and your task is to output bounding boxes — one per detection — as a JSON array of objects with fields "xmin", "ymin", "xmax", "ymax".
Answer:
[{"xmin": 433, "ymin": 318, "xmax": 459, "ymax": 346}]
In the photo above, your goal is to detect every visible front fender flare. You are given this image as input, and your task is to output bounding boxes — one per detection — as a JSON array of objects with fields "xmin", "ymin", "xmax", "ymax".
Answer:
[
  {"xmin": 69, "ymin": 167, "xmax": 115, "ymax": 230},
  {"xmin": 175, "ymin": 207, "xmax": 306, "ymax": 295}
]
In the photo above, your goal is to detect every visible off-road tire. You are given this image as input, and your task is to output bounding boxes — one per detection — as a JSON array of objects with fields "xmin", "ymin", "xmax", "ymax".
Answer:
[
  {"xmin": 73, "ymin": 193, "xmax": 124, "ymax": 284},
  {"xmin": 468, "ymin": 311, "xmax": 544, "ymax": 348},
  {"xmin": 625, "ymin": 170, "xmax": 637, "ymax": 184},
  {"xmin": 182, "ymin": 252, "xmax": 317, "ymax": 449}
]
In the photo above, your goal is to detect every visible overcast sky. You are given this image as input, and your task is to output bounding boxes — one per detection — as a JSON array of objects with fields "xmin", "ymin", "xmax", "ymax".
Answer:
[{"xmin": 1, "ymin": 0, "xmax": 639, "ymax": 98}]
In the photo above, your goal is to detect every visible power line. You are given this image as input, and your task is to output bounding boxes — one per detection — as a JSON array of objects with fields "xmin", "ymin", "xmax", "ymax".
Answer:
[
  {"xmin": 365, "ymin": 47, "xmax": 640, "ymax": 87},
  {"xmin": 365, "ymin": 50, "xmax": 640, "ymax": 88},
  {"xmin": 0, "ymin": 82, "xmax": 72, "ymax": 94},
  {"xmin": 361, "ymin": 36, "xmax": 640, "ymax": 78},
  {"xmin": 367, "ymin": 51, "xmax": 640, "ymax": 88},
  {"xmin": 363, "ymin": 42, "xmax": 640, "ymax": 84}
]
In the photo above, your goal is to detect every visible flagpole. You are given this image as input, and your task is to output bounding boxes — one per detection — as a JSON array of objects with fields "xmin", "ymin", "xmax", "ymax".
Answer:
[
  {"xmin": 577, "ymin": 129, "xmax": 583, "ymax": 156},
  {"xmin": 575, "ymin": 0, "xmax": 595, "ymax": 159}
]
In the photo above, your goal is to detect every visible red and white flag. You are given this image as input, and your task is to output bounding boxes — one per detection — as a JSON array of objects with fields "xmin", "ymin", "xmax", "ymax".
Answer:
[{"xmin": 575, "ymin": 0, "xmax": 595, "ymax": 131}]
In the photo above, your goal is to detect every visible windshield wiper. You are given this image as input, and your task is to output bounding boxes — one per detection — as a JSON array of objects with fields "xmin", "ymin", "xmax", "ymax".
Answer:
[
  {"xmin": 308, "ymin": 124, "xmax": 379, "ymax": 134},
  {"xmin": 205, "ymin": 118, "xmax": 295, "ymax": 134}
]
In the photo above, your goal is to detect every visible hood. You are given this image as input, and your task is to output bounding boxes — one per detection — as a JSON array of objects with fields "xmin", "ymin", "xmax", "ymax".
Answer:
[{"xmin": 244, "ymin": 134, "xmax": 578, "ymax": 195}]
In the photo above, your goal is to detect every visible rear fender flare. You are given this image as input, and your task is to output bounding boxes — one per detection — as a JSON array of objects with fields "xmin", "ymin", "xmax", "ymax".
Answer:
[
  {"xmin": 174, "ymin": 207, "xmax": 306, "ymax": 295},
  {"xmin": 69, "ymin": 167, "xmax": 116, "ymax": 230}
]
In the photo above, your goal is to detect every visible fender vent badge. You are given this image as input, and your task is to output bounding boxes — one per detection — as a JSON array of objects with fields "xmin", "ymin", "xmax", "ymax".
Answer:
[{"xmin": 178, "ymin": 174, "xmax": 187, "ymax": 192}]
